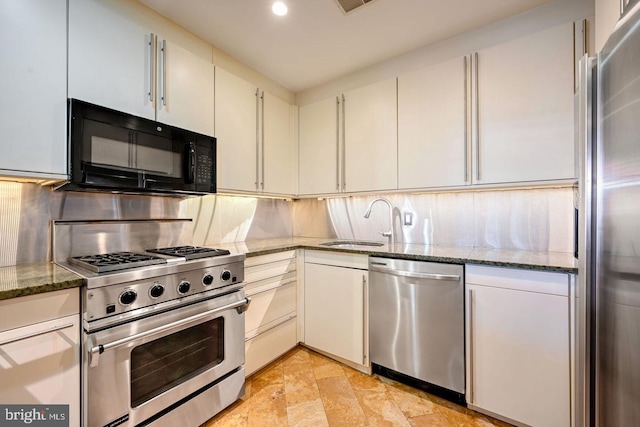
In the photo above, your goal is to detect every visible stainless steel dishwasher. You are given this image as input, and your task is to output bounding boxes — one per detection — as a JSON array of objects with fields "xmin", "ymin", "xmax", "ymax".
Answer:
[{"xmin": 369, "ymin": 257, "xmax": 465, "ymax": 403}]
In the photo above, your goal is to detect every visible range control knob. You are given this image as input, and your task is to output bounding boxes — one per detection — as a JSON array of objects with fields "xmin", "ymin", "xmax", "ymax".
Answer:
[
  {"xmin": 177, "ymin": 280, "xmax": 191, "ymax": 294},
  {"xmin": 202, "ymin": 274, "xmax": 214, "ymax": 286},
  {"xmin": 220, "ymin": 270, "xmax": 232, "ymax": 281},
  {"xmin": 119, "ymin": 289, "xmax": 137, "ymax": 306},
  {"xmin": 149, "ymin": 283, "xmax": 164, "ymax": 299}
]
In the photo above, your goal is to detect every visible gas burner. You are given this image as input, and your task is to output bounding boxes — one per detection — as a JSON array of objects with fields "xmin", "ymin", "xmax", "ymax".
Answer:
[
  {"xmin": 146, "ymin": 246, "xmax": 231, "ymax": 260},
  {"xmin": 69, "ymin": 251, "xmax": 167, "ymax": 273}
]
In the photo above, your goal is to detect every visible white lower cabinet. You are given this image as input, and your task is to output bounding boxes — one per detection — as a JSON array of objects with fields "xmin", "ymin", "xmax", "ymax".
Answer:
[
  {"xmin": 244, "ymin": 251, "xmax": 298, "ymax": 376},
  {"xmin": 0, "ymin": 289, "xmax": 80, "ymax": 427},
  {"xmin": 466, "ymin": 265, "xmax": 571, "ymax": 427},
  {"xmin": 304, "ymin": 251, "xmax": 369, "ymax": 369}
]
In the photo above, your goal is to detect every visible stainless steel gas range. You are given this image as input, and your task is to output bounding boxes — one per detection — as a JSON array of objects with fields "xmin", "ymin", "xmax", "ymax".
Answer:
[{"xmin": 54, "ymin": 219, "xmax": 249, "ymax": 427}]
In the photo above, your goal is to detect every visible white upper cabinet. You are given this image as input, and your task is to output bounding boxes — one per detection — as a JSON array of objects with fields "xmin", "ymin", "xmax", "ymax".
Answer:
[
  {"xmin": 215, "ymin": 67, "xmax": 294, "ymax": 195},
  {"xmin": 343, "ymin": 78, "xmax": 398, "ymax": 193},
  {"xmin": 298, "ymin": 78, "xmax": 397, "ymax": 196},
  {"xmin": 473, "ymin": 22, "xmax": 575, "ymax": 184},
  {"xmin": 155, "ymin": 40, "xmax": 214, "ymax": 136},
  {"xmin": 262, "ymin": 91, "xmax": 295, "ymax": 195},
  {"xmin": 215, "ymin": 67, "xmax": 258, "ymax": 193},
  {"xmin": 0, "ymin": 0, "xmax": 67, "ymax": 178},
  {"xmin": 398, "ymin": 57, "xmax": 469, "ymax": 189},
  {"xmin": 68, "ymin": 0, "xmax": 214, "ymax": 135},
  {"xmin": 299, "ymin": 97, "xmax": 340, "ymax": 195}
]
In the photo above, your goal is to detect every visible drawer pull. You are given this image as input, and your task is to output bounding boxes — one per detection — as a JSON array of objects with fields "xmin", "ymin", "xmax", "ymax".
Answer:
[
  {"xmin": 245, "ymin": 314, "xmax": 296, "ymax": 341},
  {"xmin": 0, "ymin": 323, "xmax": 74, "ymax": 347}
]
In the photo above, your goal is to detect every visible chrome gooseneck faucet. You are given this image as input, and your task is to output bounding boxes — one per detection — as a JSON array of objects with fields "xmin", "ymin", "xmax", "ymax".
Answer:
[{"xmin": 363, "ymin": 197, "xmax": 395, "ymax": 246}]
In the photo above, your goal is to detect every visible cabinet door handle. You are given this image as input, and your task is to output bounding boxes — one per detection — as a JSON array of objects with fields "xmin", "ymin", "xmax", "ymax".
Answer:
[
  {"xmin": 161, "ymin": 39, "xmax": 167, "ymax": 106},
  {"xmin": 336, "ymin": 96, "xmax": 340, "ymax": 191},
  {"xmin": 0, "ymin": 323, "xmax": 74, "ymax": 347},
  {"xmin": 149, "ymin": 33, "xmax": 156, "ymax": 102},
  {"xmin": 255, "ymin": 89, "xmax": 260, "ymax": 190},
  {"xmin": 342, "ymin": 94, "xmax": 346, "ymax": 191},
  {"xmin": 464, "ymin": 56, "xmax": 469, "ymax": 184},
  {"xmin": 468, "ymin": 288, "xmax": 475, "ymax": 403},
  {"xmin": 362, "ymin": 274, "xmax": 367, "ymax": 366},
  {"xmin": 474, "ymin": 52, "xmax": 481, "ymax": 181},
  {"xmin": 261, "ymin": 91, "xmax": 265, "ymax": 190}
]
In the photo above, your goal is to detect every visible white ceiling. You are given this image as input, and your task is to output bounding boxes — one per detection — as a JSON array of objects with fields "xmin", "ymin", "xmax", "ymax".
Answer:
[{"xmin": 139, "ymin": 0, "xmax": 554, "ymax": 92}]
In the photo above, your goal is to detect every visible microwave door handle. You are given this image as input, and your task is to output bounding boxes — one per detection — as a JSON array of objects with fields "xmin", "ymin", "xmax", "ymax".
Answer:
[{"xmin": 185, "ymin": 142, "xmax": 196, "ymax": 184}]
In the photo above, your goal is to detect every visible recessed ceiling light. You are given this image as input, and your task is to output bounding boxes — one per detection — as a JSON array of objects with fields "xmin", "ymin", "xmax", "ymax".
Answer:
[{"xmin": 272, "ymin": 1, "xmax": 288, "ymax": 16}]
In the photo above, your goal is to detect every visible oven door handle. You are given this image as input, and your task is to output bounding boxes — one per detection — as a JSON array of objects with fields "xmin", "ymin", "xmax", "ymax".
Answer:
[{"xmin": 88, "ymin": 297, "xmax": 251, "ymax": 368}]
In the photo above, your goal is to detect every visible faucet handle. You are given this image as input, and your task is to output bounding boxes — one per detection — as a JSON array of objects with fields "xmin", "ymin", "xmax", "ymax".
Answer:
[{"xmin": 380, "ymin": 231, "xmax": 392, "ymax": 237}]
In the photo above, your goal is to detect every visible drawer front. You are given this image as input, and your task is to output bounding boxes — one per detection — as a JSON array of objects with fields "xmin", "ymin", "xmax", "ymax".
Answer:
[
  {"xmin": 245, "ymin": 258, "xmax": 297, "ymax": 285},
  {"xmin": 466, "ymin": 264, "xmax": 569, "ymax": 296},
  {"xmin": 305, "ymin": 250, "xmax": 368, "ymax": 269},
  {"xmin": 0, "ymin": 288, "xmax": 80, "ymax": 333},
  {"xmin": 245, "ymin": 250, "xmax": 296, "ymax": 268},
  {"xmin": 245, "ymin": 282, "xmax": 296, "ymax": 335},
  {"xmin": 245, "ymin": 317, "xmax": 297, "ymax": 376}
]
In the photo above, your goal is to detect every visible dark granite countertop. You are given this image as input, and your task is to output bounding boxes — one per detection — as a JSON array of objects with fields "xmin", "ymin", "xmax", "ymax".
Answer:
[
  {"xmin": 0, "ymin": 263, "xmax": 84, "ymax": 301},
  {"xmin": 212, "ymin": 237, "xmax": 577, "ymax": 274}
]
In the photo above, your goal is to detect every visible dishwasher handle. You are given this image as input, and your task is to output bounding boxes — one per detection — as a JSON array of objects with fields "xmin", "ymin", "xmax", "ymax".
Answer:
[{"xmin": 370, "ymin": 264, "xmax": 460, "ymax": 282}]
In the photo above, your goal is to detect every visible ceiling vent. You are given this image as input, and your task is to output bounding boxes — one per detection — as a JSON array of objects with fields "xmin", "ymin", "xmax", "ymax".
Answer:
[{"xmin": 334, "ymin": 0, "xmax": 375, "ymax": 14}]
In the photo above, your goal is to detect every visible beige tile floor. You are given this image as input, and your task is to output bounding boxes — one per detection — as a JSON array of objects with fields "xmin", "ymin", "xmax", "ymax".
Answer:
[{"xmin": 202, "ymin": 346, "xmax": 513, "ymax": 427}]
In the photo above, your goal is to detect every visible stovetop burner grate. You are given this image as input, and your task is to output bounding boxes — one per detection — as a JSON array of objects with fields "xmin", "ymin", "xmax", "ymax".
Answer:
[
  {"xmin": 146, "ymin": 246, "xmax": 231, "ymax": 260},
  {"xmin": 69, "ymin": 252, "xmax": 167, "ymax": 273}
]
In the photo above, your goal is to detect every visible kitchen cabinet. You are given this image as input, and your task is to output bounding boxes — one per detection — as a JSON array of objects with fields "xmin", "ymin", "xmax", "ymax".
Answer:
[
  {"xmin": 244, "ymin": 251, "xmax": 297, "ymax": 376},
  {"xmin": 215, "ymin": 67, "xmax": 295, "ymax": 195},
  {"xmin": 304, "ymin": 251, "xmax": 369, "ymax": 370},
  {"xmin": 68, "ymin": 0, "xmax": 214, "ymax": 136},
  {"xmin": 0, "ymin": 0, "xmax": 67, "ymax": 179},
  {"xmin": 472, "ymin": 22, "xmax": 575, "ymax": 185},
  {"xmin": 298, "ymin": 78, "xmax": 397, "ymax": 195},
  {"xmin": 466, "ymin": 265, "xmax": 571, "ymax": 426},
  {"xmin": 398, "ymin": 57, "xmax": 470, "ymax": 189},
  {"xmin": 0, "ymin": 289, "xmax": 80, "ymax": 427}
]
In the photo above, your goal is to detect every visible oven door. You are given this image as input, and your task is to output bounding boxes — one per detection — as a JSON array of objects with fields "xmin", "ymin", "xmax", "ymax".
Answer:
[{"xmin": 84, "ymin": 290, "xmax": 249, "ymax": 427}]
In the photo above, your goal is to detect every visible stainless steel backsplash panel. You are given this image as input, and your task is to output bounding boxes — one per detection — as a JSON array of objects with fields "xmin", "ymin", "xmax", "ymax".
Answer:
[
  {"xmin": 293, "ymin": 187, "xmax": 574, "ymax": 253},
  {"xmin": 52, "ymin": 219, "xmax": 194, "ymax": 262}
]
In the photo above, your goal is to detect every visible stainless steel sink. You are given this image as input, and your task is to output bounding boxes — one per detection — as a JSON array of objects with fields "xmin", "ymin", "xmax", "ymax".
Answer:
[{"xmin": 319, "ymin": 240, "xmax": 385, "ymax": 248}]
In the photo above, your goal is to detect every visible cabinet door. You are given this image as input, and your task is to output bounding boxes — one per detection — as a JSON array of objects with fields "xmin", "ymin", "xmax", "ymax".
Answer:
[
  {"xmin": 398, "ymin": 57, "xmax": 469, "ymax": 189},
  {"xmin": 262, "ymin": 92, "xmax": 294, "ymax": 195},
  {"xmin": 299, "ymin": 97, "xmax": 340, "ymax": 195},
  {"xmin": 68, "ymin": 0, "xmax": 155, "ymax": 120},
  {"xmin": 156, "ymin": 40, "xmax": 214, "ymax": 136},
  {"xmin": 0, "ymin": 314, "xmax": 80, "ymax": 427},
  {"xmin": 215, "ymin": 67, "xmax": 258, "ymax": 192},
  {"xmin": 476, "ymin": 22, "xmax": 575, "ymax": 184},
  {"xmin": 344, "ymin": 78, "xmax": 398, "ymax": 192},
  {"xmin": 304, "ymin": 263, "xmax": 366, "ymax": 366},
  {"xmin": 468, "ymin": 284, "xmax": 570, "ymax": 426},
  {"xmin": 0, "ymin": 0, "xmax": 67, "ymax": 178}
]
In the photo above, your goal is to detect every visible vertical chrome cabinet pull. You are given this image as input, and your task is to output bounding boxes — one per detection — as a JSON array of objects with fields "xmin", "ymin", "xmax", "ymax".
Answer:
[
  {"xmin": 362, "ymin": 274, "xmax": 367, "ymax": 366},
  {"xmin": 468, "ymin": 288, "xmax": 475, "ymax": 403},
  {"xmin": 336, "ymin": 96, "xmax": 340, "ymax": 191},
  {"xmin": 474, "ymin": 52, "xmax": 481, "ymax": 181},
  {"xmin": 161, "ymin": 39, "xmax": 167, "ymax": 106},
  {"xmin": 149, "ymin": 33, "xmax": 156, "ymax": 102},
  {"xmin": 463, "ymin": 56, "xmax": 469, "ymax": 184},
  {"xmin": 261, "ymin": 91, "xmax": 265, "ymax": 190},
  {"xmin": 342, "ymin": 94, "xmax": 346, "ymax": 191},
  {"xmin": 255, "ymin": 89, "xmax": 260, "ymax": 190}
]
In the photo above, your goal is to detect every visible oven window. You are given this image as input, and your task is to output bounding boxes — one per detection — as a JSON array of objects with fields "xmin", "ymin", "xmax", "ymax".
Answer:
[{"xmin": 130, "ymin": 317, "xmax": 224, "ymax": 408}]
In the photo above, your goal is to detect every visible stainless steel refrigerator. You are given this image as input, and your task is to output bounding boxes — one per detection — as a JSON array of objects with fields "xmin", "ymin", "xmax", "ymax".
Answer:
[{"xmin": 577, "ymin": 1, "xmax": 640, "ymax": 425}]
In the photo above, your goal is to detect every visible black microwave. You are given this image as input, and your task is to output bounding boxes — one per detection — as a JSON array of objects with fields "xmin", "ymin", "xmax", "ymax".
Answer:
[{"xmin": 61, "ymin": 99, "xmax": 216, "ymax": 196}]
